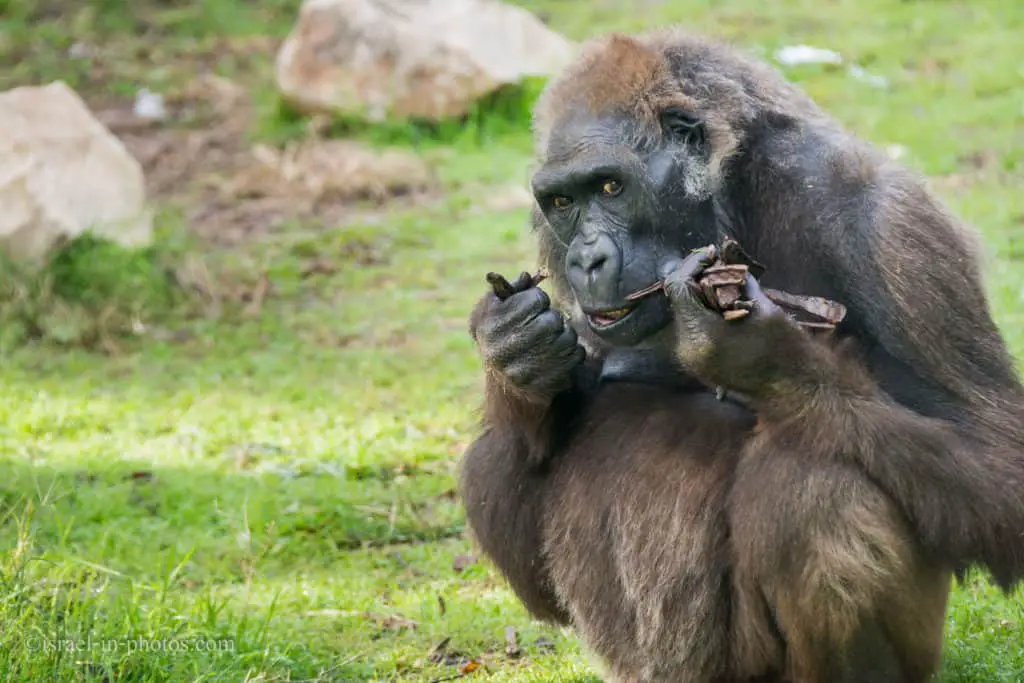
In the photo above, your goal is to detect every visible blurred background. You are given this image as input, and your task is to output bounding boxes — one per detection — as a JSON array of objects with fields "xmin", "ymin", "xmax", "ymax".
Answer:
[{"xmin": 0, "ymin": 0, "xmax": 1021, "ymax": 681}]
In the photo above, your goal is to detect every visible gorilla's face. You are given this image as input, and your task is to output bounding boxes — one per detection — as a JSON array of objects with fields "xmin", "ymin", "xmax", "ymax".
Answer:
[{"xmin": 531, "ymin": 108, "xmax": 717, "ymax": 347}]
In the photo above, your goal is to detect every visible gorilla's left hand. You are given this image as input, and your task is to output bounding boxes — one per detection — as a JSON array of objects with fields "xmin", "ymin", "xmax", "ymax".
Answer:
[{"xmin": 659, "ymin": 247, "xmax": 785, "ymax": 371}]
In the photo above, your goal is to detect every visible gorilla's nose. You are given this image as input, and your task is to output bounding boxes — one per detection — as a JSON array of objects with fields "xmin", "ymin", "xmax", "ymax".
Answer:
[
  {"xmin": 568, "ymin": 232, "xmax": 621, "ymax": 284},
  {"xmin": 579, "ymin": 249, "xmax": 607, "ymax": 275}
]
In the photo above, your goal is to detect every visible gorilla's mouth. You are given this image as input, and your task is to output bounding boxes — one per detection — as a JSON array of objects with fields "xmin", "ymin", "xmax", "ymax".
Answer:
[{"xmin": 587, "ymin": 303, "xmax": 639, "ymax": 327}]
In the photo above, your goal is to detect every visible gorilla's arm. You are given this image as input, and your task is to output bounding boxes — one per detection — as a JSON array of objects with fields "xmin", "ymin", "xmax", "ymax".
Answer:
[
  {"xmin": 679, "ymin": 135, "xmax": 1024, "ymax": 587},
  {"xmin": 459, "ymin": 283, "xmax": 598, "ymax": 624},
  {"xmin": 693, "ymin": 312, "xmax": 1024, "ymax": 587}
]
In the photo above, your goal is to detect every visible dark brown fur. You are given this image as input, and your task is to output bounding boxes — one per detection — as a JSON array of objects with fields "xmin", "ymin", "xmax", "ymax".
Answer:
[{"xmin": 460, "ymin": 28, "xmax": 1024, "ymax": 683}]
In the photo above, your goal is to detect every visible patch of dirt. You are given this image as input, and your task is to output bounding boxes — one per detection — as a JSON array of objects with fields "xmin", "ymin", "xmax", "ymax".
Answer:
[
  {"xmin": 929, "ymin": 146, "xmax": 1022, "ymax": 195},
  {"xmin": 92, "ymin": 72, "xmax": 439, "ymax": 244}
]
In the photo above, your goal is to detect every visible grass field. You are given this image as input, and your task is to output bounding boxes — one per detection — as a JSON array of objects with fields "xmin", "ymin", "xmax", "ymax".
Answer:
[{"xmin": 1, "ymin": 0, "xmax": 1023, "ymax": 681}]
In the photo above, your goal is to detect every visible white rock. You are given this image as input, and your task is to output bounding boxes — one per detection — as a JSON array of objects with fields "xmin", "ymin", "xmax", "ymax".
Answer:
[
  {"xmin": 133, "ymin": 88, "xmax": 167, "ymax": 121},
  {"xmin": 775, "ymin": 45, "xmax": 843, "ymax": 66},
  {"xmin": 275, "ymin": 0, "xmax": 575, "ymax": 121},
  {"xmin": 0, "ymin": 81, "xmax": 152, "ymax": 263}
]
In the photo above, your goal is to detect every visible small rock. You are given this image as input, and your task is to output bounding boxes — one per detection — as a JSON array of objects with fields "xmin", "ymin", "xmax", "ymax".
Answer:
[
  {"xmin": 775, "ymin": 45, "xmax": 842, "ymax": 66},
  {"xmin": 133, "ymin": 88, "xmax": 167, "ymax": 121},
  {"xmin": 275, "ymin": 0, "xmax": 575, "ymax": 121},
  {"xmin": 0, "ymin": 82, "xmax": 152, "ymax": 263}
]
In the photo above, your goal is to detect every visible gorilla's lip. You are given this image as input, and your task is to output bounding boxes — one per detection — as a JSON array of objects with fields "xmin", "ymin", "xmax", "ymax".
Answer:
[{"xmin": 584, "ymin": 301, "xmax": 640, "ymax": 328}]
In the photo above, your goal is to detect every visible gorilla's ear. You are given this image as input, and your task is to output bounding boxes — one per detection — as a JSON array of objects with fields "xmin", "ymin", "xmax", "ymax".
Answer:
[{"xmin": 661, "ymin": 108, "xmax": 706, "ymax": 152}]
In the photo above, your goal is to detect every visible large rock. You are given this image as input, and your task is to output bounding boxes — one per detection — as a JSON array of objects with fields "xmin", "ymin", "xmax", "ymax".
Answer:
[
  {"xmin": 275, "ymin": 0, "xmax": 574, "ymax": 121},
  {"xmin": 0, "ymin": 81, "xmax": 152, "ymax": 263}
]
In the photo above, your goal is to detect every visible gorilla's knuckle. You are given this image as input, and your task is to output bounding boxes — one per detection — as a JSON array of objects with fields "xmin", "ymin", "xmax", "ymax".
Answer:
[
  {"xmin": 517, "ymin": 287, "xmax": 550, "ymax": 313},
  {"xmin": 534, "ymin": 310, "xmax": 564, "ymax": 336}
]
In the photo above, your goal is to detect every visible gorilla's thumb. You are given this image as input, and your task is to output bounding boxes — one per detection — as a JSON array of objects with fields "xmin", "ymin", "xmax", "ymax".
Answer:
[{"xmin": 658, "ymin": 246, "xmax": 716, "ymax": 288}]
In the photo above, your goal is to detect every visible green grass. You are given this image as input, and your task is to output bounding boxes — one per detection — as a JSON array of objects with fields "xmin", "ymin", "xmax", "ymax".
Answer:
[{"xmin": 1, "ymin": 0, "xmax": 1023, "ymax": 681}]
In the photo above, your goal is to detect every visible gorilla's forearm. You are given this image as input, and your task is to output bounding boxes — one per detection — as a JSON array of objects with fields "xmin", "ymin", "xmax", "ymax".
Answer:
[
  {"xmin": 458, "ymin": 425, "xmax": 571, "ymax": 624},
  {"xmin": 480, "ymin": 372, "xmax": 563, "ymax": 468},
  {"xmin": 458, "ymin": 361, "xmax": 600, "ymax": 625},
  {"xmin": 703, "ymin": 315, "xmax": 1024, "ymax": 588},
  {"xmin": 480, "ymin": 358, "xmax": 602, "ymax": 467}
]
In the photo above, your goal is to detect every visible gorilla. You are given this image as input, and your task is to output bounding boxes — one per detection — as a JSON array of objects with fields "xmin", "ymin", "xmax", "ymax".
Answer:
[{"xmin": 458, "ymin": 29, "xmax": 1024, "ymax": 683}]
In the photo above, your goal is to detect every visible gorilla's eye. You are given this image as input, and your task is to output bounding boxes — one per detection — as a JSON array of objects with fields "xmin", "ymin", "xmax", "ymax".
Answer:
[
  {"xmin": 601, "ymin": 179, "xmax": 622, "ymax": 196},
  {"xmin": 662, "ymin": 108, "xmax": 705, "ymax": 148},
  {"xmin": 552, "ymin": 195, "xmax": 573, "ymax": 210}
]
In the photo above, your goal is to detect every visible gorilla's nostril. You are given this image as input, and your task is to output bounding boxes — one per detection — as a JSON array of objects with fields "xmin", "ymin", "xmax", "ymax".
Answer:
[{"xmin": 585, "ymin": 255, "xmax": 607, "ymax": 274}]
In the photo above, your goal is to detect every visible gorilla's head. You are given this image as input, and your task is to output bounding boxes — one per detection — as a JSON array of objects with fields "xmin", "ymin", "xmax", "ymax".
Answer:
[
  {"xmin": 527, "ymin": 31, "xmax": 796, "ymax": 351},
  {"xmin": 530, "ymin": 106, "xmax": 718, "ymax": 347}
]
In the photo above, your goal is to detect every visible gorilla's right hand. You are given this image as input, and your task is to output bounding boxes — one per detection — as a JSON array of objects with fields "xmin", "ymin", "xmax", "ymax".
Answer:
[{"xmin": 470, "ymin": 272, "xmax": 586, "ymax": 401}]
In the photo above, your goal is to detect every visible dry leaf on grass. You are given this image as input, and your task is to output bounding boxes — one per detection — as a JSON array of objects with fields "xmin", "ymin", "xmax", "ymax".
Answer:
[
  {"xmin": 459, "ymin": 659, "xmax": 481, "ymax": 675},
  {"xmin": 365, "ymin": 611, "xmax": 418, "ymax": 632},
  {"xmin": 452, "ymin": 555, "xmax": 477, "ymax": 572},
  {"xmin": 429, "ymin": 636, "xmax": 457, "ymax": 664}
]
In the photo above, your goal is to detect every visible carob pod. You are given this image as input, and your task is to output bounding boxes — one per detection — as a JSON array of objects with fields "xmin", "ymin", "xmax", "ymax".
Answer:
[
  {"xmin": 622, "ymin": 238, "xmax": 848, "ymax": 330},
  {"xmin": 707, "ymin": 238, "xmax": 848, "ymax": 329},
  {"xmin": 486, "ymin": 269, "xmax": 549, "ymax": 301}
]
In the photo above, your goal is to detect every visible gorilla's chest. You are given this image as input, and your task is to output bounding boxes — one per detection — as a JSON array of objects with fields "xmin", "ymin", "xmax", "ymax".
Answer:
[
  {"xmin": 540, "ymin": 383, "xmax": 747, "ymax": 675},
  {"xmin": 565, "ymin": 381, "xmax": 755, "ymax": 467}
]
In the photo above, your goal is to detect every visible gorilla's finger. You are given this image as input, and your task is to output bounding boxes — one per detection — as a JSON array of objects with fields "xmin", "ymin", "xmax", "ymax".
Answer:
[
  {"xmin": 482, "ymin": 318, "xmax": 559, "ymax": 369},
  {"xmin": 510, "ymin": 271, "xmax": 536, "ymax": 293},
  {"xmin": 486, "ymin": 272, "xmax": 517, "ymax": 300},
  {"xmin": 569, "ymin": 344, "xmax": 586, "ymax": 367},
  {"xmin": 528, "ymin": 309, "xmax": 565, "ymax": 340},
  {"xmin": 659, "ymin": 248, "xmax": 717, "ymax": 303},
  {"xmin": 555, "ymin": 324, "xmax": 578, "ymax": 349},
  {"xmin": 490, "ymin": 287, "xmax": 552, "ymax": 333},
  {"xmin": 550, "ymin": 326, "xmax": 580, "ymax": 355},
  {"xmin": 489, "ymin": 315, "xmax": 565, "ymax": 365},
  {"xmin": 742, "ymin": 273, "xmax": 784, "ymax": 318},
  {"xmin": 659, "ymin": 246, "xmax": 717, "ymax": 283},
  {"xmin": 551, "ymin": 343, "xmax": 585, "ymax": 372}
]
